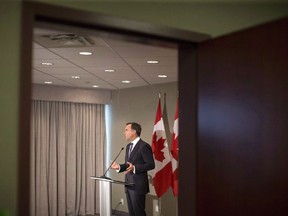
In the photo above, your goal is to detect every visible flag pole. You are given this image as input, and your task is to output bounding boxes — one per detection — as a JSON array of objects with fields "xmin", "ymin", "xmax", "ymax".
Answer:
[
  {"xmin": 152, "ymin": 92, "xmax": 173, "ymax": 212},
  {"xmin": 176, "ymin": 199, "xmax": 178, "ymax": 216},
  {"xmin": 158, "ymin": 197, "xmax": 162, "ymax": 216},
  {"xmin": 157, "ymin": 92, "xmax": 162, "ymax": 215},
  {"xmin": 163, "ymin": 92, "xmax": 172, "ymax": 147}
]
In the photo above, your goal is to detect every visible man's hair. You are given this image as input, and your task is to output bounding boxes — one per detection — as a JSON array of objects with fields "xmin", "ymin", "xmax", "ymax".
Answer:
[{"xmin": 126, "ymin": 122, "xmax": 141, "ymax": 136}]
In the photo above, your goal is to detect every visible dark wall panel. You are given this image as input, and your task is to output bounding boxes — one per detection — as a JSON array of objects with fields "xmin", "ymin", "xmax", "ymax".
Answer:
[{"xmin": 198, "ymin": 18, "xmax": 288, "ymax": 216}]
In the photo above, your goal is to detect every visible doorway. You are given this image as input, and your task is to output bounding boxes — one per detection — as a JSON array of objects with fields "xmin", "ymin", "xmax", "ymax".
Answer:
[{"xmin": 19, "ymin": 2, "xmax": 209, "ymax": 216}]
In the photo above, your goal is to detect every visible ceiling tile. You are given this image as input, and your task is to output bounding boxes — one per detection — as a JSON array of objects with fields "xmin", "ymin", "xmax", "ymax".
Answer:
[
  {"xmin": 49, "ymin": 46, "xmax": 119, "ymax": 58},
  {"xmin": 33, "ymin": 74, "xmax": 73, "ymax": 86},
  {"xmin": 124, "ymin": 56, "xmax": 178, "ymax": 66},
  {"xmin": 112, "ymin": 44, "xmax": 177, "ymax": 57},
  {"xmin": 112, "ymin": 79, "xmax": 149, "ymax": 89},
  {"xmin": 73, "ymin": 80, "xmax": 117, "ymax": 90},
  {"xmin": 32, "ymin": 48, "xmax": 62, "ymax": 60},
  {"xmin": 34, "ymin": 67, "xmax": 93, "ymax": 76},
  {"xmin": 68, "ymin": 57, "xmax": 128, "ymax": 67},
  {"xmin": 33, "ymin": 42, "xmax": 44, "ymax": 49},
  {"xmin": 85, "ymin": 66, "xmax": 142, "ymax": 80},
  {"xmin": 133, "ymin": 65, "xmax": 177, "ymax": 75},
  {"xmin": 33, "ymin": 59, "xmax": 78, "ymax": 68}
]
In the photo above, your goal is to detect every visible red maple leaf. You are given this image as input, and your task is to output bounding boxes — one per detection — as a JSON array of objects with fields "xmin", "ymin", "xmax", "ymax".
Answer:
[{"xmin": 152, "ymin": 132, "xmax": 166, "ymax": 162}]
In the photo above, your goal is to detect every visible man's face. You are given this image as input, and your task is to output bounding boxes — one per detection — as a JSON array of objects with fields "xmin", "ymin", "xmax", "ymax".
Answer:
[{"xmin": 124, "ymin": 124, "xmax": 136, "ymax": 142}]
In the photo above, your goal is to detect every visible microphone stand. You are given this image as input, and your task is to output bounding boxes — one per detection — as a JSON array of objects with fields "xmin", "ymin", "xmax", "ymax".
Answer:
[{"xmin": 101, "ymin": 147, "xmax": 124, "ymax": 179}]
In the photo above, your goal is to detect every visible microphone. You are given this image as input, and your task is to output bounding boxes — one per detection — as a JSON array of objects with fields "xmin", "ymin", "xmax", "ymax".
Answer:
[{"xmin": 101, "ymin": 147, "xmax": 124, "ymax": 179}]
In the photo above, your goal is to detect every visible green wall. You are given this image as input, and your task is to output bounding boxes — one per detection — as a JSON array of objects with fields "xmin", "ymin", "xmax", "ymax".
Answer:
[
  {"xmin": 34, "ymin": 0, "xmax": 288, "ymax": 37},
  {"xmin": 0, "ymin": 2, "xmax": 21, "ymax": 216}
]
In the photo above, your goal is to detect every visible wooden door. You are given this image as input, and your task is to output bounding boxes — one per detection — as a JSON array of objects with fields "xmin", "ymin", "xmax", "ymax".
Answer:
[{"xmin": 196, "ymin": 18, "xmax": 288, "ymax": 216}]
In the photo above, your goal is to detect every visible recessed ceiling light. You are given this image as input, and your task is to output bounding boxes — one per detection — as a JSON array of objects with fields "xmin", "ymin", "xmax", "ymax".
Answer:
[
  {"xmin": 105, "ymin": 69, "xmax": 115, "ymax": 72},
  {"xmin": 44, "ymin": 81, "xmax": 53, "ymax": 84},
  {"xmin": 92, "ymin": 85, "xmax": 99, "ymax": 88},
  {"xmin": 158, "ymin": 75, "xmax": 168, "ymax": 78},
  {"xmin": 71, "ymin": 76, "xmax": 80, "ymax": 79},
  {"xmin": 147, "ymin": 60, "xmax": 159, "ymax": 64},
  {"xmin": 79, "ymin": 51, "xmax": 93, "ymax": 56},
  {"xmin": 122, "ymin": 80, "xmax": 131, "ymax": 84},
  {"xmin": 41, "ymin": 62, "xmax": 53, "ymax": 66}
]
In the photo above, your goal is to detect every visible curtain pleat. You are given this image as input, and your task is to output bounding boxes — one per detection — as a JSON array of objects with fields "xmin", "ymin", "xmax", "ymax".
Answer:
[{"xmin": 30, "ymin": 100, "xmax": 106, "ymax": 216}]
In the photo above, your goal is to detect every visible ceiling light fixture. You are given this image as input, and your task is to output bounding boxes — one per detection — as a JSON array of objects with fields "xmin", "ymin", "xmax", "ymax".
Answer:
[
  {"xmin": 71, "ymin": 76, "xmax": 80, "ymax": 79},
  {"xmin": 147, "ymin": 60, "xmax": 159, "ymax": 64},
  {"xmin": 122, "ymin": 80, "xmax": 131, "ymax": 84},
  {"xmin": 158, "ymin": 75, "xmax": 168, "ymax": 78},
  {"xmin": 92, "ymin": 85, "xmax": 99, "ymax": 88},
  {"xmin": 105, "ymin": 69, "xmax": 115, "ymax": 72},
  {"xmin": 44, "ymin": 81, "xmax": 53, "ymax": 84},
  {"xmin": 79, "ymin": 51, "xmax": 93, "ymax": 56},
  {"xmin": 41, "ymin": 62, "xmax": 53, "ymax": 66}
]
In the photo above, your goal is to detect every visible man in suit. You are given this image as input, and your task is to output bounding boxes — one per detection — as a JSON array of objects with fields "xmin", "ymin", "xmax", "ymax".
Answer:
[{"xmin": 111, "ymin": 122, "xmax": 155, "ymax": 216}]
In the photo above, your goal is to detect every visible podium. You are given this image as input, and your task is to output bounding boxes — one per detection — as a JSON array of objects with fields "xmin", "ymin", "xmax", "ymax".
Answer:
[{"xmin": 91, "ymin": 176, "xmax": 133, "ymax": 216}]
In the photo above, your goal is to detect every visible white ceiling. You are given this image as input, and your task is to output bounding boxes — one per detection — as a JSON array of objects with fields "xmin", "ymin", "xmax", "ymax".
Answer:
[{"xmin": 32, "ymin": 29, "xmax": 178, "ymax": 90}]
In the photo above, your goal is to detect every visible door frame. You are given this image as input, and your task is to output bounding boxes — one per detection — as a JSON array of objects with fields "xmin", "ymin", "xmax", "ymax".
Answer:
[{"xmin": 19, "ymin": 2, "xmax": 210, "ymax": 215}]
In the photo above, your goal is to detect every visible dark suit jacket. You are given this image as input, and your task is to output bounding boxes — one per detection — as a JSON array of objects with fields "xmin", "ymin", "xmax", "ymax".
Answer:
[{"xmin": 119, "ymin": 139, "xmax": 155, "ymax": 195}]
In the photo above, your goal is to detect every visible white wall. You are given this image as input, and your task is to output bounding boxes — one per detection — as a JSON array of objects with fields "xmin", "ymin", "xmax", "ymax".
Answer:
[
  {"xmin": 32, "ymin": 84, "xmax": 111, "ymax": 104},
  {"xmin": 108, "ymin": 82, "xmax": 178, "ymax": 214}
]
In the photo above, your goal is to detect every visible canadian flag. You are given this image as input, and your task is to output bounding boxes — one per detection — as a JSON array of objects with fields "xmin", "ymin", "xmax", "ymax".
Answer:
[
  {"xmin": 151, "ymin": 98, "xmax": 172, "ymax": 198},
  {"xmin": 171, "ymin": 99, "xmax": 179, "ymax": 196}
]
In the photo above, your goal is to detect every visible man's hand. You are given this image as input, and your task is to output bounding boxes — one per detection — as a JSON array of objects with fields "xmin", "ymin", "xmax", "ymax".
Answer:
[
  {"xmin": 110, "ymin": 161, "xmax": 120, "ymax": 170},
  {"xmin": 125, "ymin": 162, "xmax": 134, "ymax": 174}
]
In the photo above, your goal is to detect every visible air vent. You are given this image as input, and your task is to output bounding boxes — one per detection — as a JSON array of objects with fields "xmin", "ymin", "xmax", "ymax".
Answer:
[{"xmin": 33, "ymin": 33, "xmax": 98, "ymax": 48}]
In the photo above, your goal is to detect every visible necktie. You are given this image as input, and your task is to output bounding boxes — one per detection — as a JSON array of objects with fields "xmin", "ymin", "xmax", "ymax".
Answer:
[{"xmin": 128, "ymin": 143, "xmax": 133, "ymax": 158}]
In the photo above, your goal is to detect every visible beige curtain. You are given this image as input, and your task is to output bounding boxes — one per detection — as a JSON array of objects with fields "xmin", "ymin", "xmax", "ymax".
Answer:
[{"xmin": 30, "ymin": 100, "xmax": 106, "ymax": 216}]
